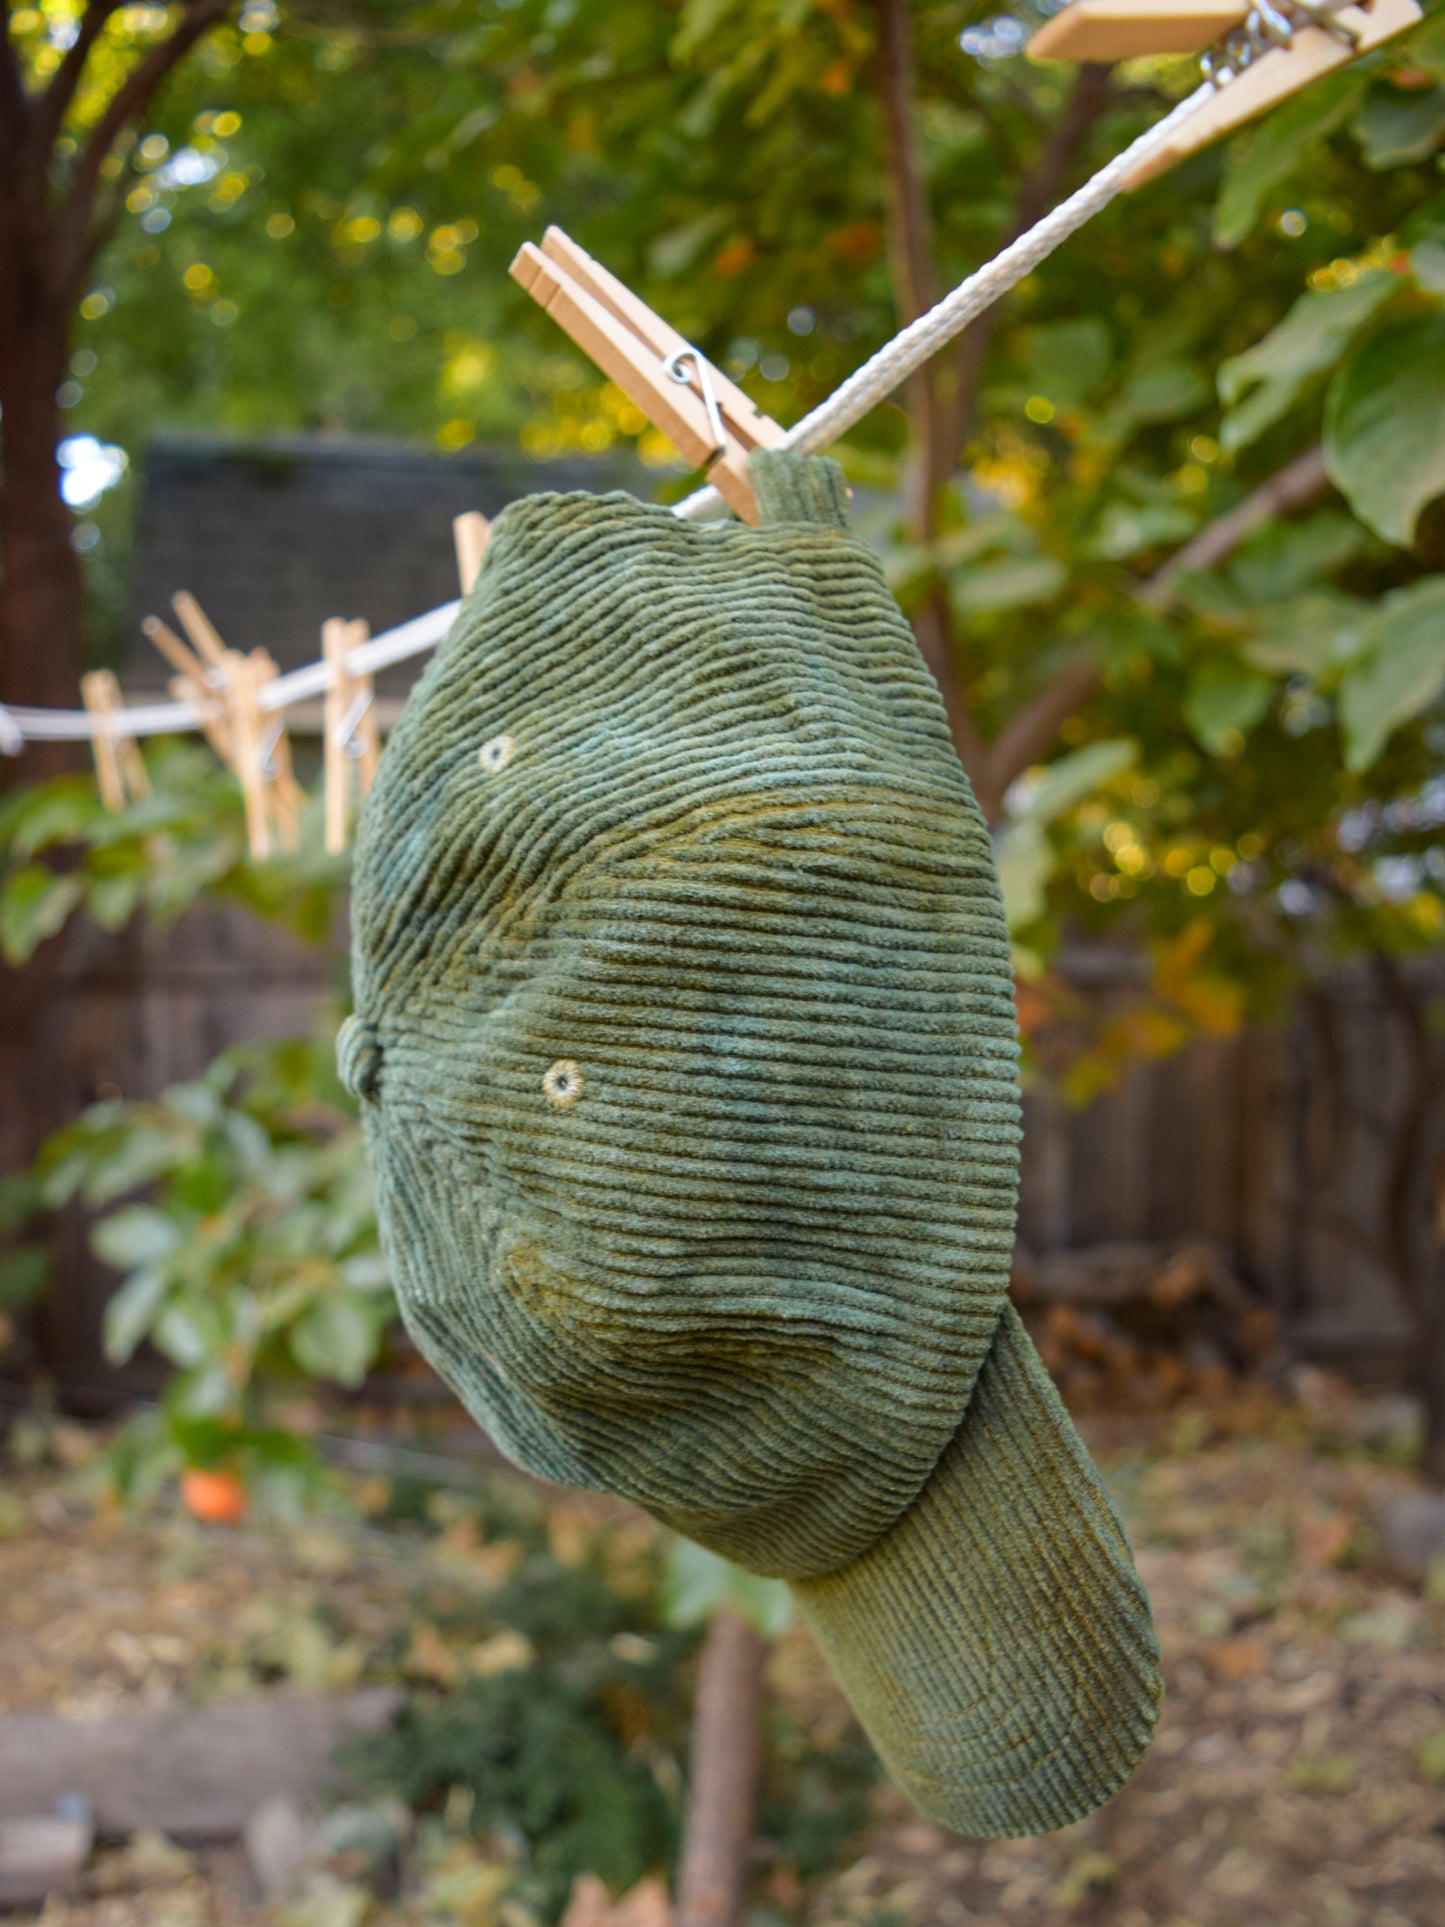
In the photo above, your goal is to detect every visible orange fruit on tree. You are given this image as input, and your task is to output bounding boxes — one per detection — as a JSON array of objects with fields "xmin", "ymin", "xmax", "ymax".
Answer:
[{"xmin": 180, "ymin": 1467, "xmax": 247, "ymax": 1525}]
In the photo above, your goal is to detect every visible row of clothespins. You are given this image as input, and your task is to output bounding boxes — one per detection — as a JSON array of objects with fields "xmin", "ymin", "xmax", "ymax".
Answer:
[
  {"xmin": 82, "ymin": 510, "xmax": 491, "ymax": 860},
  {"xmin": 74, "ymin": 0, "xmax": 1419, "ymax": 858},
  {"xmin": 78, "ymin": 224, "xmax": 789, "ymax": 863}
]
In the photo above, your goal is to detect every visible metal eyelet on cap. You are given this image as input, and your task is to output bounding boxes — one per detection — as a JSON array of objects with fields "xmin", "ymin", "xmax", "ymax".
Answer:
[
  {"xmin": 542, "ymin": 1059, "xmax": 584, "ymax": 1110},
  {"xmin": 479, "ymin": 734, "xmax": 515, "ymax": 774}
]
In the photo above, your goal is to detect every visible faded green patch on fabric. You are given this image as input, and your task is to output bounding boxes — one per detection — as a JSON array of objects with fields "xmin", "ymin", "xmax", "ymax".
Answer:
[{"xmin": 343, "ymin": 451, "xmax": 1160, "ymax": 1837}]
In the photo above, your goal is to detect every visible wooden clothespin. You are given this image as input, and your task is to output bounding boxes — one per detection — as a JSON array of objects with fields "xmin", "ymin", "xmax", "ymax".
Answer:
[
  {"xmin": 80, "ymin": 670, "xmax": 150, "ymax": 812},
  {"xmin": 151, "ymin": 592, "xmax": 303, "ymax": 862},
  {"xmin": 322, "ymin": 617, "xmax": 379, "ymax": 855},
  {"xmin": 453, "ymin": 512, "xmax": 491, "ymax": 595},
  {"xmin": 510, "ymin": 227, "xmax": 785, "ymax": 526},
  {"xmin": 251, "ymin": 647, "xmax": 305, "ymax": 858},
  {"xmin": 142, "ymin": 613, "xmax": 233, "ymax": 765},
  {"xmin": 1031, "ymin": 0, "xmax": 1420, "ymax": 184},
  {"xmin": 1031, "ymin": 0, "xmax": 1258, "ymax": 60}
]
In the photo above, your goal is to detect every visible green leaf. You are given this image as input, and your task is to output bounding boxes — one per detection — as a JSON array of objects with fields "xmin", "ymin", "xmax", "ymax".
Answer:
[
  {"xmin": 647, "ymin": 209, "xmax": 728, "ymax": 277},
  {"xmin": 1089, "ymin": 501, "xmax": 1195, "ymax": 561},
  {"xmin": 91, "ymin": 1205, "xmax": 181, "ymax": 1273},
  {"xmin": 995, "ymin": 822, "xmax": 1053, "ymax": 933},
  {"xmin": 1400, "ymin": 6, "xmax": 1445, "ymax": 80},
  {"xmin": 103, "ymin": 1266, "xmax": 169, "ymax": 1363},
  {"xmin": 85, "ymin": 870, "xmax": 146, "ymax": 933},
  {"xmin": 1243, "ymin": 592, "xmax": 1371, "ymax": 679},
  {"xmin": 1411, "ymin": 236, "xmax": 1445, "ymax": 294},
  {"xmin": 1113, "ymin": 359, "xmax": 1211, "ymax": 427},
  {"xmin": 1022, "ymin": 317, "xmax": 1113, "ymax": 408},
  {"xmin": 2, "ymin": 780, "xmax": 106, "ymax": 860},
  {"xmin": 1184, "ymin": 660, "xmax": 1274, "ymax": 754},
  {"xmin": 0, "ymin": 1172, "xmax": 41, "ymax": 1237},
  {"xmin": 289, "ymin": 1291, "xmax": 378, "ymax": 1388},
  {"xmin": 166, "ymin": 1360, "xmax": 233, "ymax": 1416},
  {"xmin": 950, "ymin": 553, "xmax": 1065, "ymax": 614},
  {"xmin": 1337, "ymin": 575, "xmax": 1445, "ymax": 768},
  {"xmin": 0, "ymin": 867, "xmax": 82, "ymax": 966},
  {"xmin": 1326, "ymin": 314, "xmax": 1445, "ymax": 545},
  {"xmin": 1016, "ymin": 739, "xmax": 1138, "ymax": 824},
  {"xmin": 154, "ymin": 1304, "xmax": 214, "ymax": 1371},
  {"xmin": 1218, "ymin": 273, "xmax": 1397, "ymax": 454},
  {"xmin": 660, "ymin": 1539, "xmax": 793, "ymax": 1639},
  {"xmin": 84, "ymin": 1127, "xmax": 186, "ymax": 1208},
  {"xmin": 339, "ymin": 1252, "xmax": 393, "ymax": 1292},
  {"xmin": 1215, "ymin": 72, "xmax": 1363, "ymax": 248},
  {"xmin": 1352, "ymin": 83, "xmax": 1445, "ymax": 169},
  {"xmin": 1229, "ymin": 513, "xmax": 1374, "ymax": 605},
  {"xmin": 0, "ymin": 1246, "xmax": 46, "ymax": 1311}
]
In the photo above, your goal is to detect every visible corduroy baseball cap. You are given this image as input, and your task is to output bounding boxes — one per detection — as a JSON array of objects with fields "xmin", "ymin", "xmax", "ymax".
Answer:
[{"xmin": 340, "ymin": 451, "xmax": 1160, "ymax": 1837}]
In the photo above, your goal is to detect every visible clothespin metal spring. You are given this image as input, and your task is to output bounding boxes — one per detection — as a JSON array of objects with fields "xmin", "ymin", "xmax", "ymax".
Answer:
[
  {"xmin": 663, "ymin": 348, "xmax": 727, "ymax": 460},
  {"xmin": 334, "ymin": 688, "xmax": 375, "ymax": 758},
  {"xmin": 1201, "ymin": 0, "xmax": 1356, "ymax": 85}
]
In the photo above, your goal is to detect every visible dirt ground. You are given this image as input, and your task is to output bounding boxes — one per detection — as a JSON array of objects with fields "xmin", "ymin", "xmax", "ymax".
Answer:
[{"xmin": 3, "ymin": 1389, "xmax": 1443, "ymax": 1927}]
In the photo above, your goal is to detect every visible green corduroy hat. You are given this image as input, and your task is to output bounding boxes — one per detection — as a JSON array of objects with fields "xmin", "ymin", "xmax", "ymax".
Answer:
[{"xmin": 340, "ymin": 450, "xmax": 1161, "ymax": 1838}]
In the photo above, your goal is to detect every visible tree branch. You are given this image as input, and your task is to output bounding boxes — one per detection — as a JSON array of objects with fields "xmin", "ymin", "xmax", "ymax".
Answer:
[
  {"xmin": 946, "ymin": 63, "xmax": 1112, "ymax": 457},
  {"xmin": 873, "ymin": 0, "xmax": 994, "ymax": 791},
  {"xmin": 973, "ymin": 441, "xmax": 1336, "ymax": 815},
  {"xmin": 54, "ymin": 0, "xmax": 232, "ymax": 298},
  {"xmin": 977, "ymin": 651, "xmax": 1103, "ymax": 817},
  {"xmin": 1141, "ymin": 444, "xmax": 1331, "ymax": 610},
  {"xmin": 27, "ymin": 0, "xmax": 128, "ymax": 177},
  {"xmin": 0, "ymin": 4, "xmax": 28, "ymax": 186},
  {"xmin": 873, "ymin": 0, "xmax": 945, "ymax": 531}
]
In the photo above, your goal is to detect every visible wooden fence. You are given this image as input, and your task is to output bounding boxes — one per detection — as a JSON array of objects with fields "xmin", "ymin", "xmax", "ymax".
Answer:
[{"xmin": 1, "ymin": 908, "xmax": 1429, "ymax": 1402}]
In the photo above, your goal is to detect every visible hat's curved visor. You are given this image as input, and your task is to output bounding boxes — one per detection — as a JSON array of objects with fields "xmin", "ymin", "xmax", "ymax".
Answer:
[{"xmin": 792, "ymin": 1303, "xmax": 1162, "ymax": 1838}]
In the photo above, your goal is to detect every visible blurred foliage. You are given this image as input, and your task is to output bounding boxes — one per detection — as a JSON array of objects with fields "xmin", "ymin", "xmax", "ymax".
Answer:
[
  {"xmin": 4, "ymin": 0, "xmax": 1445, "ymax": 1493},
  {"xmin": 0, "ymin": 739, "xmax": 348, "ymax": 966},
  {"xmin": 353, "ymin": 1668, "xmax": 679, "ymax": 1914},
  {"xmin": 343, "ymin": 1482, "xmax": 875, "ymax": 1921},
  {"xmin": 660, "ymin": 1536, "xmax": 794, "ymax": 1640},
  {"xmin": 34, "ymin": 1029, "xmax": 388, "ymax": 1504},
  {"xmin": 1, "ymin": 0, "xmax": 1435, "ymax": 1074}
]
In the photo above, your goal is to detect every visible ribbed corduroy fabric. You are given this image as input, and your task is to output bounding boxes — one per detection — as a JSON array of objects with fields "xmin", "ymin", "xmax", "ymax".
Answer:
[{"xmin": 343, "ymin": 450, "xmax": 1161, "ymax": 1837}]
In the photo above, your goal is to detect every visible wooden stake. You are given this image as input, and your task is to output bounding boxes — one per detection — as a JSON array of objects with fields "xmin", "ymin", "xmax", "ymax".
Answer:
[
  {"xmin": 453, "ymin": 513, "xmax": 492, "ymax": 595},
  {"xmin": 322, "ymin": 617, "xmax": 378, "ymax": 855},
  {"xmin": 80, "ymin": 670, "xmax": 149, "ymax": 811},
  {"xmin": 675, "ymin": 1611, "xmax": 768, "ymax": 1927}
]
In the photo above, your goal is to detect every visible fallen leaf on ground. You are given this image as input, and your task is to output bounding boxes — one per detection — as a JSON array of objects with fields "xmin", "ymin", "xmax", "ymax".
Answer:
[
  {"xmin": 561, "ymin": 1874, "xmax": 672, "ymax": 1927},
  {"xmin": 1208, "ymin": 1635, "xmax": 1270, "ymax": 1680}
]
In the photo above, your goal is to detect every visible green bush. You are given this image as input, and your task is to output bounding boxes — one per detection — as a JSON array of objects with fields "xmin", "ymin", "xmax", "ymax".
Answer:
[{"xmin": 36, "ymin": 1030, "xmax": 395, "ymax": 1508}]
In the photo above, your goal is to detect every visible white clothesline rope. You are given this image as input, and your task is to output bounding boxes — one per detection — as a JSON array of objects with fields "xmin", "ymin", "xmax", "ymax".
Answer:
[{"xmin": 1, "ymin": 78, "xmax": 1214, "ymax": 750}]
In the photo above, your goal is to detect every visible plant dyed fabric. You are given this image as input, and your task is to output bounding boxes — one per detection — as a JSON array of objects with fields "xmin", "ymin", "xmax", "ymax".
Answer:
[{"xmin": 342, "ymin": 450, "xmax": 1160, "ymax": 1836}]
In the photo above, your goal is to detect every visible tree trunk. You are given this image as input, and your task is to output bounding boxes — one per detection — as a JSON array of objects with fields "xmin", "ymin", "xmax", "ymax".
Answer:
[
  {"xmin": 674, "ymin": 1611, "xmax": 768, "ymax": 1927},
  {"xmin": 0, "ymin": 316, "xmax": 84, "ymax": 737},
  {"xmin": 1417, "ymin": 1287, "xmax": 1445, "ymax": 1487}
]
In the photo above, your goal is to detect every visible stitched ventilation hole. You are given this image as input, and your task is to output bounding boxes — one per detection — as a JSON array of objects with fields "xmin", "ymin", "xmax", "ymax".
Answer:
[
  {"xmin": 478, "ymin": 733, "xmax": 515, "ymax": 774},
  {"xmin": 542, "ymin": 1059, "xmax": 584, "ymax": 1110}
]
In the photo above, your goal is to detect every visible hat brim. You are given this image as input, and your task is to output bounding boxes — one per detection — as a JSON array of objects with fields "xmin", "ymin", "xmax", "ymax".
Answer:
[{"xmin": 791, "ymin": 1302, "xmax": 1161, "ymax": 1838}]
